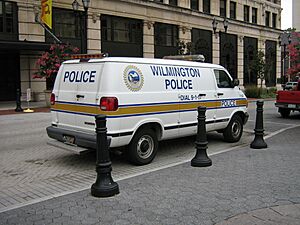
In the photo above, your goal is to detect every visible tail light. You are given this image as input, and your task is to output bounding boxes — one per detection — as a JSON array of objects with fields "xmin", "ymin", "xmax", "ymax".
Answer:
[
  {"xmin": 50, "ymin": 93, "xmax": 56, "ymax": 105},
  {"xmin": 100, "ymin": 97, "xmax": 118, "ymax": 111}
]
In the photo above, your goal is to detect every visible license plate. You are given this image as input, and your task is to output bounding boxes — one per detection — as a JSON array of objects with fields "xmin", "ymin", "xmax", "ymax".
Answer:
[
  {"xmin": 63, "ymin": 135, "xmax": 75, "ymax": 145},
  {"xmin": 288, "ymin": 104, "xmax": 296, "ymax": 108}
]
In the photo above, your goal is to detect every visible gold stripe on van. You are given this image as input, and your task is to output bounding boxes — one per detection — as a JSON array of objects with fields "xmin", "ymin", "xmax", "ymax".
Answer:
[{"xmin": 52, "ymin": 99, "xmax": 247, "ymax": 116}]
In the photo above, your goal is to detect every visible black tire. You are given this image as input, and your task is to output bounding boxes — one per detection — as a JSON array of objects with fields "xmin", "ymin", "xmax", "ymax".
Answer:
[
  {"xmin": 279, "ymin": 108, "xmax": 290, "ymax": 118},
  {"xmin": 127, "ymin": 129, "xmax": 158, "ymax": 165},
  {"xmin": 223, "ymin": 115, "xmax": 243, "ymax": 143}
]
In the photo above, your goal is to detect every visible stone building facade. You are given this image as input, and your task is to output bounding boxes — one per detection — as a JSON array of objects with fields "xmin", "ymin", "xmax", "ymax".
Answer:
[{"xmin": 0, "ymin": 0, "xmax": 282, "ymax": 101}]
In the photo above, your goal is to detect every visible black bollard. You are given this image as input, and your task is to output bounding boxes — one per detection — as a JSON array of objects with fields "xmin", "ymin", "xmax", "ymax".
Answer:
[
  {"xmin": 91, "ymin": 114, "xmax": 119, "ymax": 197},
  {"xmin": 15, "ymin": 88, "xmax": 23, "ymax": 112},
  {"xmin": 250, "ymin": 100, "xmax": 268, "ymax": 149},
  {"xmin": 191, "ymin": 106, "xmax": 212, "ymax": 167}
]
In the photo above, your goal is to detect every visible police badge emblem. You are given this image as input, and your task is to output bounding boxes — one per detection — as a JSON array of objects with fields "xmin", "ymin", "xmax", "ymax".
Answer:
[{"xmin": 123, "ymin": 65, "xmax": 144, "ymax": 92}]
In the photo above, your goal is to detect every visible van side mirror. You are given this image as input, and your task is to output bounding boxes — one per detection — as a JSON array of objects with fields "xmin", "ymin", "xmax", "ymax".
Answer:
[{"xmin": 233, "ymin": 79, "xmax": 239, "ymax": 87}]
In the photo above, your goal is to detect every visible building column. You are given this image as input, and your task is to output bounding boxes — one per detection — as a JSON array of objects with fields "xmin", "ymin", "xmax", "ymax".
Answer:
[
  {"xmin": 143, "ymin": 20, "xmax": 155, "ymax": 58},
  {"xmin": 211, "ymin": 0, "xmax": 219, "ymax": 16},
  {"xmin": 258, "ymin": 38, "xmax": 266, "ymax": 87},
  {"xmin": 198, "ymin": 0, "xmax": 203, "ymax": 12},
  {"xmin": 87, "ymin": 12, "xmax": 101, "ymax": 53},
  {"xmin": 179, "ymin": 25, "xmax": 191, "ymax": 43},
  {"xmin": 212, "ymin": 34, "xmax": 220, "ymax": 64},
  {"xmin": 276, "ymin": 42, "xmax": 282, "ymax": 89},
  {"xmin": 178, "ymin": 0, "xmax": 189, "ymax": 8},
  {"xmin": 237, "ymin": 35, "xmax": 244, "ymax": 87}
]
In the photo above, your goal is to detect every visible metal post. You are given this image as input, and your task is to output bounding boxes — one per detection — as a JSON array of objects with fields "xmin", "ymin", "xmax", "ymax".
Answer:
[
  {"xmin": 91, "ymin": 114, "xmax": 119, "ymax": 197},
  {"xmin": 283, "ymin": 44, "xmax": 286, "ymax": 84},
  {"xmin": 191, "ymin": 106, "xmax": 212, "ymax": 167},
  {"xmin": 250, "ymin": 101, "xmax": 267, "ymax": 149},
  {"xmin": 15, "ymin": 88, "xmax": 23, "ymax": 112}
]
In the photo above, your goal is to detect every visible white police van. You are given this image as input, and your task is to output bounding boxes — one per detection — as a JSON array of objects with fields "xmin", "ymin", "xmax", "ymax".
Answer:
[{"xmin": 47, "ymin": 54, "xmax": 248, "ymax": 165}]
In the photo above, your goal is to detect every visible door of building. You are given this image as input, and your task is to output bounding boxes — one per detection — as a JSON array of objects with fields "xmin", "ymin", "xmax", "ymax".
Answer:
[{"xmin": 0, "ymin": 52, "xmax": 19, "ymax": 101}]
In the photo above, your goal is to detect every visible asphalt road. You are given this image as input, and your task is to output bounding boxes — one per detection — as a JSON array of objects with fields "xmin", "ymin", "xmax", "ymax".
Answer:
[{"xmin": 0, "ymin": 100, "xmax": 299, "ymax": 213}]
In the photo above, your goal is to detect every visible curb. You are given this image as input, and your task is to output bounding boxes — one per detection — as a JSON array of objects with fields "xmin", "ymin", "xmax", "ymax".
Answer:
[{"xmin": 0, "ymin": 107, "xmax": 50, "ymax": 115}]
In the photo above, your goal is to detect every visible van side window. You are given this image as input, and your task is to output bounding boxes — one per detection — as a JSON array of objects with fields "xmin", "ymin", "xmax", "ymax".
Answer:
[{"xmin": 214, "ymin": 70, "xmax": 232, "ymax": 88}]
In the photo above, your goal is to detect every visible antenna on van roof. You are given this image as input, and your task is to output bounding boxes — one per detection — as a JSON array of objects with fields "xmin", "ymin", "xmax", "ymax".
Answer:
[{"xmin": 163, "ymin": 54, "xmax": 205, "ymax": 62}]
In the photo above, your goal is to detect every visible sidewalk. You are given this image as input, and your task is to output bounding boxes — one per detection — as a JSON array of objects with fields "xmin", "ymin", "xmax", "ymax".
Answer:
[
  {"xmin": 0, "ymin": 125, "xmax": 299, "ymax": 224},
  {"xmin": 0, "ymin": 101, "xmax": 49, "ymax": 115}
]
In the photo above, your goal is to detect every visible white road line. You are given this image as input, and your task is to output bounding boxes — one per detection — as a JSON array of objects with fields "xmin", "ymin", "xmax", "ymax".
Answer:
[{"xmin": 247, "ymin": 120, "xmax": 297, "ymax": 126}]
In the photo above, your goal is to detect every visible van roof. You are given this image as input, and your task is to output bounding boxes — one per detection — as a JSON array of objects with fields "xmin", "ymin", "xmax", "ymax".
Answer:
[{"xmin": 63, "ymin": 57, "xmax": 224, "ymax": 69}]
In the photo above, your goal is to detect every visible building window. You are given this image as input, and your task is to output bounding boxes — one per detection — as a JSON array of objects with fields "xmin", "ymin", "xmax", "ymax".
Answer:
[
  {"xmin": 220, "ymin": 0, "xmax": 227, "ymax": 17},
  {"xmin": 272, "ymin": 13, "xmax": 277, "ymax": 28},
  {"xmin": 154, "ymin": 23, "xmax": 178, "ymax": 47},
  {"xmin": 191, "ymin": 0, "xmax": 199, "ymax": 10},
  {"xmin": 265, "ymin": 11, "xmax": 270, "ymax": 27},
  {"xmin": 154, "ymin": 0, "xmax": 163, "ymax": 3},
  {"xmin": 252, "ymin": 7, "xmax": 257, "ymax": 24},
  {"xmin": 169, "ymin": 0, "xmax": 177, "ymax": 6},
  {"xmin": 0, "ymin": 0, "xmax": 18, "ymax": 40},
  {"xmin": 230, "ymin": 1, "xmax": 236, "ymax": 19},
  {"xmin": 244, "ymin": 5, "xmax": 250, "ymax": 22},
  {"xmin": 102, "ymin": 15, "xmax": 142, "ymax": 44},
  {"xmin": 203, "ymin": 0, "xmax": 210, "ymax": 13},
  {"xmin": 46, "ymin": 8, "xmax": 86, "ymax": 52}
]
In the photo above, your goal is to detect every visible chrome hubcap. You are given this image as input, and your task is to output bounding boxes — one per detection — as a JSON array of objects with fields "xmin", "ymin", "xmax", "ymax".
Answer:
[{"xmin": 137, "ymin": 135, "xmax": 154, "ymax": 159}]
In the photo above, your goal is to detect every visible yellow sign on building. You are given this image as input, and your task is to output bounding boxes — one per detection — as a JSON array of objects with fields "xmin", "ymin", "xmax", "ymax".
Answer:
[{"xmin": 41, "ymin": 0, "xmax": 52, "ymax": 29}]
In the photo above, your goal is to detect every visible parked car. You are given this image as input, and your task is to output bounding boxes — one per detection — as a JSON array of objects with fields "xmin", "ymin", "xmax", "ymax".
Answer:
[
  {"xmin": 276, "ymin": 80, "xmax": 300, "ymax": 117},
  {"xmin": 283, "ymin": 82, "xmax": 298, "ymax": 90}
]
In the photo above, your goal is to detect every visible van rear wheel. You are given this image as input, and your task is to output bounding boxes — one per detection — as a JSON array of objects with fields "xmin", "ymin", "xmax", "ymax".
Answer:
[
  {"xmin": 223, "ymin": 115, "xmax": 243, "ymax": 143},
  {"xmin": 127, "ymin": 129, "xmax": 158, "ymax": 165}
]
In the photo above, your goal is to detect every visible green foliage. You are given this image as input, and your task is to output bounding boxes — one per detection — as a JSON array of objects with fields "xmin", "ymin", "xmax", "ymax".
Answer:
[
  {"xmin": 244, "ymin": 85, "xmax": 277, "ymax": 98},
  {"xmin": 244, "ymin": 85, "xmax": 260, "ymax": 98},
  {"xmin": 248, "ymin": 50, "xmax": 270, "ymax": 89}
]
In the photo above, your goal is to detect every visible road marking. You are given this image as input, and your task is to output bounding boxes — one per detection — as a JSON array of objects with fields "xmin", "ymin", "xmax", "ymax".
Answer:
[
  {"xmin": 247, "ymin": 119, "xmax": 297, "ymax": 126},
  {"xmin": 1, "ymin": 124, "xmax": 299, "ymax": 214}
]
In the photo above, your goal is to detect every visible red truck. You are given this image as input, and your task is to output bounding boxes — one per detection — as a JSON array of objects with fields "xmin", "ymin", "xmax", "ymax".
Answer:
[{"xmin": 275, "ymin": 80, "xmax": 300, "ymax": 117}]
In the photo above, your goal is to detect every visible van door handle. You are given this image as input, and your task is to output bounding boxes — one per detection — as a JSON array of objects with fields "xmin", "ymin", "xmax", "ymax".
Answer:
[
  {"xmin": 217, "ymin": 92, "xmax": 224, "ymax": 96},
  {"xmin": 198, "ymin": 93, "xmax": 206, "ymax": 97},
  {"xmin": 76, "ymin": 94, "xmax": 85, "ymax": 98}
]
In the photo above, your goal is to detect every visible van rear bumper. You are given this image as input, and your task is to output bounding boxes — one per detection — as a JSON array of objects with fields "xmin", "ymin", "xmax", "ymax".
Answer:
[{"xmin": 46, "ymin": 126, "xmax": 111, "ymax": 150}]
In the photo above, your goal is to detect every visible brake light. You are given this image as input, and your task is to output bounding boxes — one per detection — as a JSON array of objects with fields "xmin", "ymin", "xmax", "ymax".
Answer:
[
  {"xmin": 100, "ymin": 97, "xmax": 118, "ymax": 111},
  {"xmin": 50, "ymin": 93, "xmax": 55, "ymax": 105}
]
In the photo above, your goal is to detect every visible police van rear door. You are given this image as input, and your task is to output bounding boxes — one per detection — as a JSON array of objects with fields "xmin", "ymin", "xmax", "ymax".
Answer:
[{"xmin": 55, "ymin": 60, "xmax": 103, "ymax": 132}]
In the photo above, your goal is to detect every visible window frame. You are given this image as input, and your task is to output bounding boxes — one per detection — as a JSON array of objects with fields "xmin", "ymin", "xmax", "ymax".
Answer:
[
  {"xmin": 102, "ymin": 15, "xmax": 143, "ymax": 44},
  {"xmin": 169, "ymin": 0, "xmax": 177, "ymax": 6},
  {"xmin": 244, "ymin": 5, "xmax": 250, "ymax": 22},
  {"xmin": 272, "ymin": 13, "xmax": 277, "ymax": 28},
  {"xmin": 154, "ymin": 22, "xmax": 178, "ymax": 47},
  {"xmin": 0, "ymin": 0, "xmax": 18, "ymax": 40},
  {"xmin": 229, "ymin": 1, "xmax": 236, "ymax": 19},
  {"xmin": 191, "ymin": 0, "xmax": 199, "ymax": 11},
  {"xmin": 220, "ymin": 0, "xmax": 227, "ymax": 17},
  {"xmin": 203, "ymin": 0, "xmax": 211, "ymax": 14},
  {"xmin": 252, "ymin": 7, "xmax": 257, "ymax": 24},
  {"xmin": 265, "ymin": 11, "xmax": 270, "ymax": 27}
]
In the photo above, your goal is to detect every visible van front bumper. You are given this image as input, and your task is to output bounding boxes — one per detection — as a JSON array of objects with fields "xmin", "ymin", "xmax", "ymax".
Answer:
[{"xmin": 46, "ymin": 126, "xmax": 111, "ymax": 150}]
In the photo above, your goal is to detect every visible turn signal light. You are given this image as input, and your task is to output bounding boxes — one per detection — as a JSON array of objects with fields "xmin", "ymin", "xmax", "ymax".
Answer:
[
  {"xmin": 100, "ymin": 97, "xmax": 118, "ymax": 111},
  {"xmin": 50, "ymin": 93, "xmax": 55, "ymax": 105}
]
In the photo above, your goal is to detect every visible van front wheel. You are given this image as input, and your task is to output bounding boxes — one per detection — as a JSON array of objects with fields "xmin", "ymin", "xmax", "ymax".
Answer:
[
  {"xmin": 223, "ymin": 115, "xmax": 243, "ymax": 143},
  {"xmin": 127, "ymin": 129, "xmax": 158, "ymax": 165}
]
